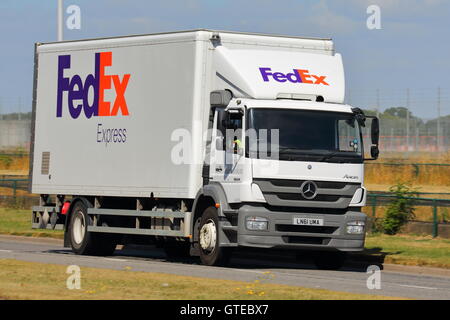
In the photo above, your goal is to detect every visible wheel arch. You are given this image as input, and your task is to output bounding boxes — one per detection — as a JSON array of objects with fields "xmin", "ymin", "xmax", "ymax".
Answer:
[{"xmin": 190, "ymin": 183, "xmax": 230, "ymax": 244}]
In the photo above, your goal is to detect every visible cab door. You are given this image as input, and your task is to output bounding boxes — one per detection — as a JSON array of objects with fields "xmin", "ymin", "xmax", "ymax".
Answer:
[{"xmin": 210, "ymin": 109, "xmax": 244, "ymax": 183}]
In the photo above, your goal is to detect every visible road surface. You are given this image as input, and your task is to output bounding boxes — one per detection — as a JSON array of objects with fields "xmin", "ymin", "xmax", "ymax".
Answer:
[{"xmin": 0, "ymin": 235, "xmax": 449, "ymax": 300}]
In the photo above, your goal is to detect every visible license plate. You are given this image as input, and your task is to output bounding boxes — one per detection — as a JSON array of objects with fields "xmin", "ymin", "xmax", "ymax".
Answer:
[{"xmin": 293, "ymin": 217, "xmax": 324, "ymax": 226}]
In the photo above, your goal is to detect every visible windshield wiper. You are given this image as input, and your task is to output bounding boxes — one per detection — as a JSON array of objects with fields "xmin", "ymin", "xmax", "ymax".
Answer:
[
  {"xmin": 319, "ymin": 151, "xmax": 362, "ymax": 162},
  {"xmin": 277, "ymin": 148, "xmax": 359, "ymax": 162},
  {"xmin": 319, "ymin": 151, "xmax": 341, "ymax": 162},
  {"xmin": 278, "ymin": 147, "xmax": 306, "ymax": 154}
]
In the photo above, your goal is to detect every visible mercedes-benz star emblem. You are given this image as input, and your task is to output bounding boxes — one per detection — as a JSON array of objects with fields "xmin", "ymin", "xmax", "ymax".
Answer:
[{"xmin": 300, "ymin": 181, "xmax": 318, "ymax": 200}]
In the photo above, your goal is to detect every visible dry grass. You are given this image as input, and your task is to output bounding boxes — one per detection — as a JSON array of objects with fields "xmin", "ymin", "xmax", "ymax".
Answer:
[
  {"xmin": 0, "ymin": 155, "xmax": 28, "ymax": 173},
  {"xmin": 1, "ymin": 153, "xmax": 449, "ymax": 190},
  {"xmin": 0, "ymin": 170, "xmax": 28, "ymax": 176},
  {"xmin": 1, "ymin": 152, "xmax": 449, "ymax": 189},
  {"xmin": 364, "ymin": 152, "xmax": 450, "ymax": 222},
  {"xmin": 0, "ymin": 186, "xmax": 28, "ymax": 197},
  {"xmin": 366, "ymin": 183, "xmax": 450, "ymax": 193},
  {"xmin": 365, "ymin": 151, "xmax": 450, "ymax": 188},
  {"xmin": 0, "ymin": 259, "xmax": 399, "ymax": 300}
]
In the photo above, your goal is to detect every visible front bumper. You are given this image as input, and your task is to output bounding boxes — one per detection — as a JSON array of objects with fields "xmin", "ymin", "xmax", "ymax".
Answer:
[{"xmin": 237, "ymin": 205, "xmax": 366, "ymax": 252}]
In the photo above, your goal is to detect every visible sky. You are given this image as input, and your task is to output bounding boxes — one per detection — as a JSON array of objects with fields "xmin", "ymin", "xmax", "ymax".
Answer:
[{"xmin": 0, "ymin": 0, "xmax": 449, "ymax": 119}]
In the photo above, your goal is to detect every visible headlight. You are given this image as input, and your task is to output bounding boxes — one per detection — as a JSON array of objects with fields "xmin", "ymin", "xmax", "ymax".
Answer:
[
  {"xmin": 246, "ymin": 216, "xmax": 268, "ymax": 230},
  {"xmin": 346, "ymin": 221, "xmax": 365, "ymax": 234}
]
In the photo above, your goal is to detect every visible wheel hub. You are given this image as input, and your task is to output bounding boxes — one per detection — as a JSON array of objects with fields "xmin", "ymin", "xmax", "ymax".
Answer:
[
  {"xmin": 199, "ymin": 219, "xmax": 216, "ymax": 252},
  {"xmin": 72, "ymin": 211, "xmax": 86, "ymax": 244}
]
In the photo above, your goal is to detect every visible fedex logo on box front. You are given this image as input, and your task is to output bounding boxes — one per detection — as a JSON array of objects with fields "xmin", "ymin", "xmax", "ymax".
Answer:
[
  {"xmin": 259, "ymin": 67, "xmax": 329, "ymax": 86},
  {"xmin": 56, "ymin": 52, "xmax": 131, "ymax": 119}
]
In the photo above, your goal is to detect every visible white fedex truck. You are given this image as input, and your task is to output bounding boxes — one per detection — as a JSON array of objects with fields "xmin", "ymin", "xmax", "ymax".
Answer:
[{"xmin": 30, "ymin": 30, "xmax": 379, "ymax": 269}]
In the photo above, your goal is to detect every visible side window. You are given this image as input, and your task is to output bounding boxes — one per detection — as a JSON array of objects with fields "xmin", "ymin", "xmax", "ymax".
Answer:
[
  {"xmin": 215, "ymin": 110, "xmax": 243, "ymax": 154},
  {"xmin": 216, "ymin": 110, "xmax": 243, "ymax": 131},
  {"xmin": 228, "ymin": 112, "xmax": 243, "ymax": 154},
  {"xmin": 228, "ymin": 112, "xmax": 242, "ymax": 130},
  {"xmin": 337, "ymin": 119, "xmax": 360, "ymax": 153}
]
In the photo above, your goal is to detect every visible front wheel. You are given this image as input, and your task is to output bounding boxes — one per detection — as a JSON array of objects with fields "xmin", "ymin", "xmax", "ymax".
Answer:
[{"xmin": 198, "ymin": 207, "xmax": 231, "ymax": 266}]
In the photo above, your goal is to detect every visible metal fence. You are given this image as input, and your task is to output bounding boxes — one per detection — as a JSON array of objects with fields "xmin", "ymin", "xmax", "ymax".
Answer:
[
  {"xmin": 0, "ymin": 177, "xmax": 36, "ymax": 208},
  {"xmin": 0, "ymin": 178, "xmax": 29, "ymax": 197},
  {"xmin": 366, "ymin": 162, "xmax": 450, "ymax": 177},
  {"xmin": 367, "ymin": 193, "xmax": 450, "ymax": 237}
]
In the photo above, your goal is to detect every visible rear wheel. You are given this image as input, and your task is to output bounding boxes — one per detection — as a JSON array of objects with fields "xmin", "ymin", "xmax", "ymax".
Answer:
[
  {"xmin": 198, "ymin": 207, "xmax": 231, "ymax": 266},
  {"xmin": 69, "ymin": 200, "xmax": 117, "ymax": 256},
  {"xmin": 312, "ymin": 251, "xmax": 346, "ymax": 270}
]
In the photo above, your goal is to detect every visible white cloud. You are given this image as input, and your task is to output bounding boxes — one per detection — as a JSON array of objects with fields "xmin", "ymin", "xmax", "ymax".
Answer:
[{"xmin": 305, "ymin": 0, "xmax": 360, "ymax": 34}]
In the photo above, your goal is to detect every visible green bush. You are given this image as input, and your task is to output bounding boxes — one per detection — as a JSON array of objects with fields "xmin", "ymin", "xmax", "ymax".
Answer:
[
  {"xmin": 381, "ymin": 182, "xmax": 418, "ymax": 235},
  {"xmin": 369, "ymin": 218, "xmax": 384, "ymax": 234}
]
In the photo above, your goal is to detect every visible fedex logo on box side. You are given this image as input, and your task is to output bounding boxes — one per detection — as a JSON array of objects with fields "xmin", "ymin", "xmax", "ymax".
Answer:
[
  {"xmin": 56, "ymin": 52, "xmax": 131, "ymax": 119},
  {"xmin": 259, "ymin": 67, "xmax": 329, "ymax": 86}
]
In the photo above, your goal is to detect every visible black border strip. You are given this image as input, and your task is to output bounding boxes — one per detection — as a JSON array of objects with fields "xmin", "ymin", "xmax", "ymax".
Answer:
[{"xmin": 28, "ymin": 43, "xmax": 39, "ymax": 193}]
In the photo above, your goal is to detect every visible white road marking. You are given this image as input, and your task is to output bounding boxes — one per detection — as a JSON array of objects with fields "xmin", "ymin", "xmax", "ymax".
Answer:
[
  {"xmin": 0, "ymin": 249, "xmax": 12, "ymax": 253},
  {"xmin": 103, "ymin": 258, "xmax": 128, "ymax": 262},
  {"xmin": 398, "ymin": 284, "xmax": 438, "ymax": 290}
]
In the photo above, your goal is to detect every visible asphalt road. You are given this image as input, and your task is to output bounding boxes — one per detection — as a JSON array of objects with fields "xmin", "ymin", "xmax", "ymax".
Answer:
[{"xmin": 0, "ymin": 235, "xmax": 449, "ymax": 300}]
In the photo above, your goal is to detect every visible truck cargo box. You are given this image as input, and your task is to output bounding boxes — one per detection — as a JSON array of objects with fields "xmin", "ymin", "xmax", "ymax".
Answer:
[{"xmin": 30, "ymin": 30, "xmax": 342, "ymax": 199}]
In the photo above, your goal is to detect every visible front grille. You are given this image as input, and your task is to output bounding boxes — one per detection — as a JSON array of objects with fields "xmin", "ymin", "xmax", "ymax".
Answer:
[
  {"xmin": 264, "ymin": 205, "xmax": 352, "ymax": 215},
  {"xmin": 270, "ymin": 179, "xmax": 349, "ymax": 189},
  {"xmin": 282, "ymin": 236, "xmax": 331, "ymax": 245},
  {"xmin": 276, "ymin": 224, "xmax": 338, "ymax": 234},
  {"xmin": 276, "ymin": 193, "xmax": 342, "ymax": 202},
  {"xmin": 253, "ymin": 178, "xmax": 361, "ymax": 209}
]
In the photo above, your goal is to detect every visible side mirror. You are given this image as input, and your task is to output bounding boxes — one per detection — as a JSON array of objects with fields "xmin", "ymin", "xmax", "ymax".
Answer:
[
  {"xmin": 370, "ymin": 145, "xmax": 379, "ymax": 160},
  {"xmin": 371, "ymin": 118, "xmax": 380, "ymax": 145},
  {"xmin": 365, "ymin": 116, "xmax": 380, "ymax": 161}
]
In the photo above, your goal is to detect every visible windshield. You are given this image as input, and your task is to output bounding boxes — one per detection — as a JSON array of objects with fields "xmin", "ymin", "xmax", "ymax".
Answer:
[{"xmin": 247, "ymin": 108, "xmax": 363, "ymax": 163}]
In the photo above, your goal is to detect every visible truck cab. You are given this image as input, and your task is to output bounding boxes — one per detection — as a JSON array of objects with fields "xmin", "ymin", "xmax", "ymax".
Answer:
[
  {"xmin": 196, "ymin": 35, "xmax": 380, "ymax": 268},
  {"xmin": 203, "ymin": 96, "xmax": 379, "ymax": 268}
]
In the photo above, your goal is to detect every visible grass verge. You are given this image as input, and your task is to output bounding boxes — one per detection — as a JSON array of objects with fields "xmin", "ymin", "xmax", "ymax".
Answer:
[
  {"xmin": 0, "ymin": 259, "xmax": 398, "ymax": 300},
  {"xmin": 0, "ymin": 207, "xmax": 63, "ymax": 239},
  {"xmin": 364, "ymin": 233, "xmax": 450, "ymax": 268}
]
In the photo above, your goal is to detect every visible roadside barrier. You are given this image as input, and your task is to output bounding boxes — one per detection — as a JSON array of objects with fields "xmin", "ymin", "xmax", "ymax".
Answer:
[{"xmin": 367, "ymin": 193, "xmax": 450, "ymax": 237}]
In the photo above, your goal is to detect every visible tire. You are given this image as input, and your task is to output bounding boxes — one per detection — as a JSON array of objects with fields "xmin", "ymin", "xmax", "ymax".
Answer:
[
  {"xmin": 312, "ymin": 251, "xmax": 346, "ymax": 270},
  {"xmin": 163, "ymin": 241, "xmax": 191, "ymax": 259},
  {"xmin": 198, "ymin": 206, "xmax": 231, "ymax": 266},
  {"xmin": 69, "ymin": 200, "xmax": 117, "ymax": 256}
]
